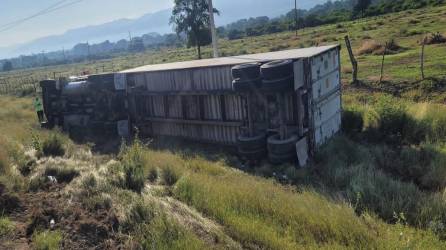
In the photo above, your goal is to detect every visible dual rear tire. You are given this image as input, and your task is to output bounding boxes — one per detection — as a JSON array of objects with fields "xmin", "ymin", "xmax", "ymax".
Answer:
[{"xmin": 267, "ymin": 134, "xmax": 299, "ymax": 165}]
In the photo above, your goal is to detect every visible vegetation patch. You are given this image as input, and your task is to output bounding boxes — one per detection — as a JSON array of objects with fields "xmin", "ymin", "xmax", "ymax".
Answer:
[
  {"xmin": 41, "ymin": 134, "xmax": 66, "ymax": 158},
  {"xmin": 119, "ymin": 139, "xmax": 147, "ymax": 193},
  {"xmin": 424, "ymin": 32, "xmax": 446, "ymax": 45},
  {"xmin": 0, "ymin": 217, "xmax": 14, "ymax": 237},
  {"xmin": 32, "ymin": 230, "xmax": 62, "ymax": 250},
  {"xmin": 357, "ymin": 39, "xmax": 404, "ymax": 55}
]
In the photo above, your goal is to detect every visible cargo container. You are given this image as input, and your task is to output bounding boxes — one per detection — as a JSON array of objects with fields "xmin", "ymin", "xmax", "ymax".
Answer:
[{"xmin": 40, "ymin": 45, "xmax": 342, "ymax": 166}]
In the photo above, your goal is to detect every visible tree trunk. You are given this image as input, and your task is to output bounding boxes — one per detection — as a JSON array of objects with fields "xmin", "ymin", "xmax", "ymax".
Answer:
[{"xmin": 197, "ymin": 44, "xmax": 202, "ymax": 59}]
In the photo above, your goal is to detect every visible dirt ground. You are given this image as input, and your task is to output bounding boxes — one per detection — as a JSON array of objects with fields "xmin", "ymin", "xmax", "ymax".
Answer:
[{"xmin": 0, "ymin": 182, "xmax": 122, "ymax": 250}]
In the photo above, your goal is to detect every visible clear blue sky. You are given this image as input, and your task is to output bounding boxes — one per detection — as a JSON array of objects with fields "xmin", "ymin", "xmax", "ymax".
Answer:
[{"xmin": 0, "ymin": 0, "xmax": 173, "ymax": 47}]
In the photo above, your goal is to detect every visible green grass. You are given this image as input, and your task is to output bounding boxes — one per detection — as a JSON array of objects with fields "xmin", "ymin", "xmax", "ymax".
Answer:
[
  {"xmin": 0, "ymin": 217, "xmax": 14, "ymax": 237},
  {"xmin": 32, "ymin": 230, "xmax": 62, "ymax": 250}
]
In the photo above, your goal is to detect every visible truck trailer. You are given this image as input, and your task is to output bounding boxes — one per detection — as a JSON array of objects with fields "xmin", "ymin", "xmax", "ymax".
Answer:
[{"xmin": 40, "ymin": 45, "xmax": 342, "ymax": 166}]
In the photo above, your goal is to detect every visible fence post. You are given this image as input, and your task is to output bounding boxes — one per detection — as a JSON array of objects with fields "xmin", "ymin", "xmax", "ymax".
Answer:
[
  {"xmin": 379, "ymin": 42, "xmax": 388, "ymax": 83},
  {"xmin": 421, "ymin": 37, "xmax": 427, "ymax": 80},
  {"xmin": 344, "ymin": 35, "xmax": 358, "ymax": 84}
]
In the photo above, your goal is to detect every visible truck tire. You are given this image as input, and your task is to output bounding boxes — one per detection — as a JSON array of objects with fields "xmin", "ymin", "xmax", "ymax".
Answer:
[
  {"xmin": 267, "ymin": 134, "xmax": 299, "ymax": 155},
  {"xmin": 232, "ymin": 78, "xmax": 262, "ymax": 92},
  {"xmin": 261, "ymin": 60, "xmax": 294, "ymax": 81},
  {"xmin": 237, "ymin": 133, "xmax": 267, "ymax": 152},
  {"xmin": 261, "ymin": 75, "xmax": 294, "ymax": 92},
  {"xmin": 232, "ymin": 63, "xmax": 261, "ymax": 80}
]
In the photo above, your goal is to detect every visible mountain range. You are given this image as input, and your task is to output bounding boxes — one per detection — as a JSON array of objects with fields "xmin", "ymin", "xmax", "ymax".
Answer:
[{"xmin": 0, "ymin": 0, "xmax": 328, "ymax": 59}]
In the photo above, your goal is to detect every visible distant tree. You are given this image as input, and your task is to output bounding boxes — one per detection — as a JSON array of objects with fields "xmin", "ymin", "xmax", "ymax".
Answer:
[
  {"xmin": 170, "ymin": 0, "xmax": 219, "ymax": 59},
  {"xmin": 354, "ymin": 0, "xmax": 372, "ymax": 18},
  {"xmin": 129, "ymin": 37, "xmax": 145, "ymax": 52},
  {"xmin": 2, "ymin": 61, "xmax": 13, "ymax": 71},
  {"xmin": 227, "ymin": 29, "xmax": 245, "ymax": 40}
]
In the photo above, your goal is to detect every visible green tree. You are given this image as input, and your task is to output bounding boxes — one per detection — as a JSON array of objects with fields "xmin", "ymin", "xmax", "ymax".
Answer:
[
  {"xmin": 170, "ymin": 0, "xmax": 219, "ymax": 59},
  {"xmin": 2, "ymin": 61, "xmax": 13, "ymax": 71},
  {"xmin": 354, "ymin": 0, "xmax": 372, "ymax": 18}
]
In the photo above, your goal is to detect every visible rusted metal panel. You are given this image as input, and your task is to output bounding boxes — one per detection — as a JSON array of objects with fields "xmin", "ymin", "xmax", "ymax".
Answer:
[{"xmin": 150, "ymin": 121, "xmax": 240, "ymax": 145}]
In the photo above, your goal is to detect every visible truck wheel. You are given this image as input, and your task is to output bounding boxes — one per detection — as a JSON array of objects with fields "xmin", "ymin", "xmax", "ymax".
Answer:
[
  {"xmin": 232, "ymin": 78, "xmax": 262, "ymax": 92},
  {"xmin": 237, "ymin": 133, "xmax": 267, "ymax": 152},
  {"xmin": 261, "ymin": 60, "xmax": 293, "ymax": 81},
  {"xmin": 267, "ymin": 134, "xmax": 299, "ymax": 156},
  {"xmin": 232, "ymin": 63, "xmax": 261, "ymax": 80},
  {"xmin": 261, "ymin": 76, "xmax": 294, "ymax": 92}
]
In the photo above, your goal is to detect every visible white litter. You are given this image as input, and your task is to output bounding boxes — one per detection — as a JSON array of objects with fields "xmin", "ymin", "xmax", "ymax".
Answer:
[{"xmin": 48, "ymin": 176, "xmax": 58, "ymax": 184}]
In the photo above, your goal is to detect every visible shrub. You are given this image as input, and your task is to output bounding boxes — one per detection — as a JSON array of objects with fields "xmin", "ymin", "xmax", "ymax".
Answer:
[
  {"xmin": 41, "ymin": 134, "xmax": 65, "ymax": 157},
  {"xmin": 0, "ymin": 217, "xmax": 14, "ymax": 237},
  {"xmin": 32, "ymin": 230, "xmax": 62, "ymax": 250},
  {"xmin": 125, "ymin": 201, "xmax": 155, "ymax": 230},
  {"xmin": 374, "ymin": 95, "xmax": 408, "ymax": 140},
  {"xmin": 28, "ymin": 176, "xmax": 49, "ymax": 192},
  {"xmin": 0, "ymin": 146, "xmax": 9, "ymax": 175},
  {"xmin": 120, "ymin": 140, "xmax": 147, "ymax": 193},
  {"xmin": 148, "ymin": 167, "xmax": 158, "ymax": 182},
  {"xmin": 357, "ymin": 40, "xmax": 383, "ymax": 55},
  {"xmin": 424, "ymin": 32, "xmax": 446, "ymax": 45},
  {"xmin": 161, "ymin": 166, "xmax": 180, "ymax": 186},
  {"xmin": 357, "ymin": 39, "xmax": 403, "ymax": 55},
  {"xmin": 342, "ymin": 110, "xmax": 364, "ymax": 134}
]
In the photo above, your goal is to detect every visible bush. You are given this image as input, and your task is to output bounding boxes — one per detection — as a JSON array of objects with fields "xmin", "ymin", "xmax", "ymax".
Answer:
[
  {"xmin": 0, "ymin": 146, "xmax": 9, "ymax": 175},
  {"xmin": 125, "ymin": 200, "xmax": 155, "ymax": 230},
  {"xmin": 0, "ymin": 217, "xmax": 14, "ymax": 237},
  {"xmin": 342, "ymin": 110, "xmax": 364, "ymax": 134},
  {"xmin": 41, "ymin": 134, "xmax": 65, "ymax": 157},
  {"xmin": 161, "ymin": 166, "xmax": 180, "ymax": 186},
  {"xmin": 28, "ymin": 176, "xmax": 49, "ymax": 192},
  {"xmin": 357, "ymin": 39, "xmax": 403, "ymax": 55},
  {"xmin": 148, "ymin": 167, "xmax": 158, "ymax": 182},
  {"xmin": 374, "ymin": 95, "xmax": 408, "ymax": 141},
  {"xmin": 120, "ymin": 140, "xmax": 147, "ymax": 193},
  {"xmin": 32, "ymin": 230, "xmax": 62, "ymax": 250},
  {"xmin": 122, "ymin": 198, "xmax": 204, "ymax": 249},
  {"xmin": 424, "ymin": 32, "xmax": 446, "ymax": 45}
]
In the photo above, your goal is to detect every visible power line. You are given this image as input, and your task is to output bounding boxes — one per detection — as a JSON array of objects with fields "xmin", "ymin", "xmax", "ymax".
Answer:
[
  {"xmin": 0, "ymin": 0, "xmax": 70, "ymax": 30},
  {"xmin": 0, "ymin": 0, "xmax": 84, "ymax": 33}
]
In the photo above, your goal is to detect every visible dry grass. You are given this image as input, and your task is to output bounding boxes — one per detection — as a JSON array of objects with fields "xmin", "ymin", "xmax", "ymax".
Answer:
[{"xmin": 357, "ymin": 39, "xmax": 404, "ymax": 55}]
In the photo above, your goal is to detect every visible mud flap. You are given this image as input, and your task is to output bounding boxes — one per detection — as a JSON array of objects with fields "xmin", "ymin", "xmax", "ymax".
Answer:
[
  {"xmin": 296, "ymin": 136, "xmax": 309, "ymax": 168},
  {"xmin": 117, "ymin": 120, "xmax": 130, "ymax": 137},
  {"xmin": 114, "ymin": 73, "xmax": 127, "ymax": 91}
]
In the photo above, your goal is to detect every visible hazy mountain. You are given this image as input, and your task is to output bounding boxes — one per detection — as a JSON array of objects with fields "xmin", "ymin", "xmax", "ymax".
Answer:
[{"xmin": 1, "ymin": 0, "xmax": 328, "ymax": 59}]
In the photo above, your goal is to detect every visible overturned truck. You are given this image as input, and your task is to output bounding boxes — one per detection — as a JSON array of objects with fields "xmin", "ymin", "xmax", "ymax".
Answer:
[{"xmin": 40, "ymin": 45, "xmax": 342, "ymax": 166}]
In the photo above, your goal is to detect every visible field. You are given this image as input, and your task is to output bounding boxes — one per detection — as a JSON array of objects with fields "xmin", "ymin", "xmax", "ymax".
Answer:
[{"xmin": 1, "ymin": 4, "xmax": 446, "ymax": 250}]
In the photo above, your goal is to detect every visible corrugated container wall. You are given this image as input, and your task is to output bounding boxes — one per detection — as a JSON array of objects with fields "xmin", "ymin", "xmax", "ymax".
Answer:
[{"xmin": 121, "ymin": 45, "xmax": 342, "ymax": 153}]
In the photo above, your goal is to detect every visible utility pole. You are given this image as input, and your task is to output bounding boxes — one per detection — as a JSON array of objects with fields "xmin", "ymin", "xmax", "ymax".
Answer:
[
  {"xmin": 87, "ymin": 41, "xmax": 90, "ymax": 61},
  {"xmin": 62, "ymin": 47, "xmax": 66, "ymax": 63},
  {"xmin": 208, "ymin": 0, "xmax": 219, "ymax": 58},
  {"xmin": 295, "ymin": 0, "xmax": 298, "ymax": 37}
]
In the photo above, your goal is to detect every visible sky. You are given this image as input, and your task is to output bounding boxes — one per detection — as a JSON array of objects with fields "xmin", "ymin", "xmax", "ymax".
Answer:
[
  {"xmin": 0, "ymin": 0, "xmax": 174, "ymax": 47},
  {"xmin": 0, "ymin": 0, "xmax": 327, "ymax": 49}
]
